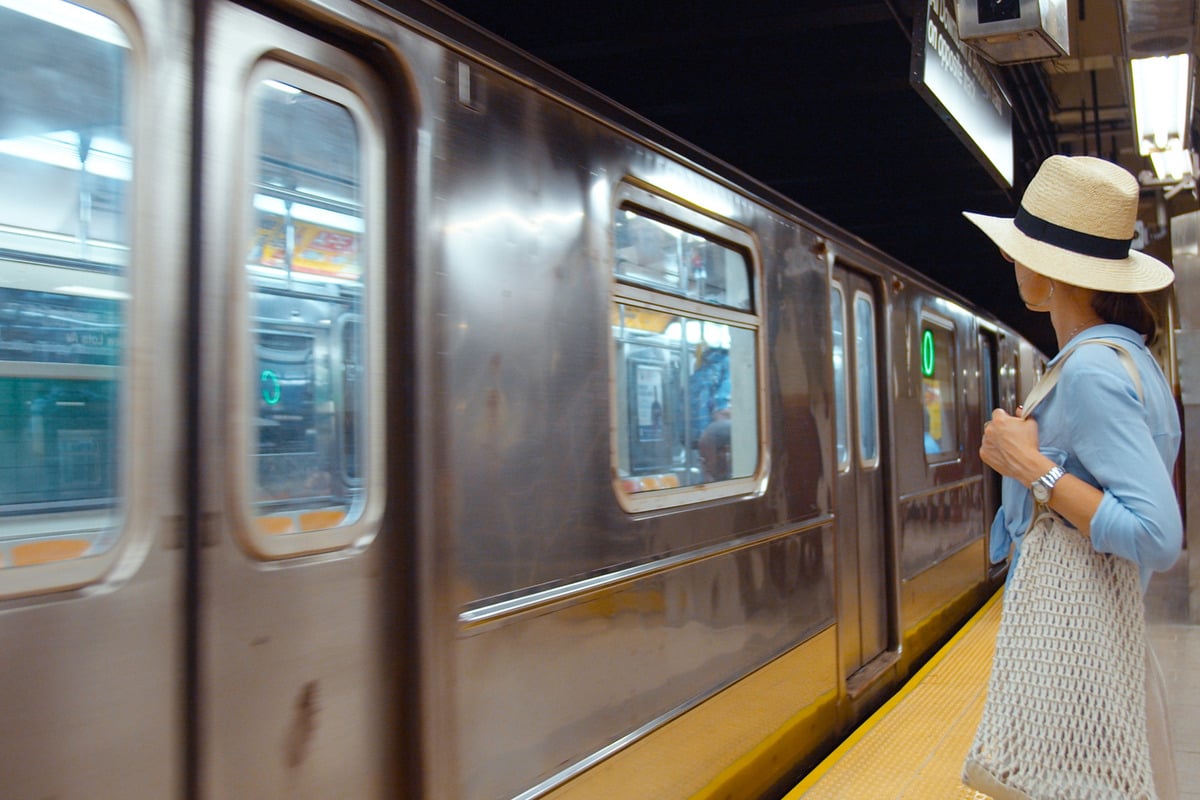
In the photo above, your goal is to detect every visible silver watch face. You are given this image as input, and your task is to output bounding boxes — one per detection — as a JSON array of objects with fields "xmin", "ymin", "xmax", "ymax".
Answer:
[{"xmin": 1031, "ymin": 481, "xmax": 1050, "ymax": 503}]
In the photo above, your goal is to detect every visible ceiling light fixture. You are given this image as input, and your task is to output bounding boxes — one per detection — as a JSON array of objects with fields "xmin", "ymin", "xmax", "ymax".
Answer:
[
  {"xmin": 0, "ymin": 0, "xmax": 128, "ymax": 47},
  {"xmin": 1148, "ymin": 149, "xmax": 1194, "ymax": 181},
  {"xmin": 1130, "ymin": 54, "xmax": 1192, "ymax": 157}
]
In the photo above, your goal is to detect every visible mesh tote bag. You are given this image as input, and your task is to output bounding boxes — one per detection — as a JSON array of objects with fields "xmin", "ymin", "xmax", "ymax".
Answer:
[{"xmin": 962, "ymin": 340, "xmax": 1158, "ymax": 800}]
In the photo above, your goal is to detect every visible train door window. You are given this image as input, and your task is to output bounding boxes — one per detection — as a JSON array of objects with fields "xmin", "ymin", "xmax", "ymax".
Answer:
[
  {"xmin": 981, "ymin": 335, "xmax": 997, "ymax": 419},
  {"xmin": 921, "ymin": 315, "xmax": 959, "ymax": 460},
  {"xmin": 611, "ymin": 184, "xmax": 761, "ymax": 511},
  {"xmin": 0, "ymin": 0, "xmax": 132, "ymax": 592},
  {"xmin": 236, "ymin": 62, "xmax": 383, "ymax": 558},
  {"xmin": 831, "ymin": 282, "xmax": 850, "ymax": 472},
  {"xmin": 852, "ymin": 291, "xmax": 879, "ymax": 468}
]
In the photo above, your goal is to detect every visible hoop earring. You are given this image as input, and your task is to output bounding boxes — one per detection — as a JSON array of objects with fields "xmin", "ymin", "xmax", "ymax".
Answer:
[{"xmin": 1019, "ymin": 278, "xmax": 1055, "ymax": 309}]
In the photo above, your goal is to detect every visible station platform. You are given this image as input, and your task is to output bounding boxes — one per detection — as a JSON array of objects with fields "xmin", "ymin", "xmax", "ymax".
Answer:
[{"xmin": 785, "ymin": 553, "xmax": 1200, "ymax": 800}]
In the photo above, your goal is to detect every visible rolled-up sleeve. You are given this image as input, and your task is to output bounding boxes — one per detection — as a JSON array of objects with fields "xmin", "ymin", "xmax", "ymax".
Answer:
[{"xmin": 1063, "ymin": 360, "xmax": 1182, "ymax": 573}]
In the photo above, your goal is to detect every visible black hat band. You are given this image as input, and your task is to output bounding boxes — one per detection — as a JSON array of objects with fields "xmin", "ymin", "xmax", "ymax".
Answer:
[{"xmin": 1014, "ymin": 206, "xmax": 1132, "ymax": 260}]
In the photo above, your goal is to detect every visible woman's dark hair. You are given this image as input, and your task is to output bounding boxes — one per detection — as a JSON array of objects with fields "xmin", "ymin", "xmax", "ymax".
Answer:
[{"xmin": 1092, "ymin": 291, "xmax": 1160, "ymax": 346}]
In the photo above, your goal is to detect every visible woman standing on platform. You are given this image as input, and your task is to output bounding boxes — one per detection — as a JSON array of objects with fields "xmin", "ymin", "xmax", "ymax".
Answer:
[{"xmin": 964, "ymin": 154, "xmax": 1182, "ymax": 799}]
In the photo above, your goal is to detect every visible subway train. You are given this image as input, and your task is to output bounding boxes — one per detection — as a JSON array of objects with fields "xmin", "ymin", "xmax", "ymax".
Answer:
[{"xmin": 0, "ymin": 0, "xmax": 1049, "ymax": 797}]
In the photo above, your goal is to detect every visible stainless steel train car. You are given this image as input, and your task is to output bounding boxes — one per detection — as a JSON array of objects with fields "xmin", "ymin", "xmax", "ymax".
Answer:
[{"xmin": 0, "ymin": 0, "xmax": 1046, "ymax": 797}]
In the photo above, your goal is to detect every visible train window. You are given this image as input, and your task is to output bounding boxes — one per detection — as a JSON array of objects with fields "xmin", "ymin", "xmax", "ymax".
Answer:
[
  {"xmin": 853, "ymin": 291, "xmax": 879, "ymax": 468},
  {"xmin": 0, "ymin": 0, "xmax": 131, "ymax": 586},
  {"xmin": 614, "ymin": 208, "xmax": 752, "ymax": 310},
  {"xmin": 831, "ymin": 282, "xmax": 850, "ymax": 472},
  {"xmin": 921, "ymin": 316, "xmax": 960, "ymax": 460},
  {"xmin": 236, "ymin": 63, "xmax": 382, "ymax": 557},
  {"xmin": 611, "ymin": 187, "xmax": 760, "ymax": 509},
  {"xmin": 981, "ymin": 335, "xmax": 998, "ymax": 419}
]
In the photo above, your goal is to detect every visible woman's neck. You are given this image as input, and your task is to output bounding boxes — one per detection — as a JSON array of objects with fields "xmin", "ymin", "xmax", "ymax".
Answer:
[{"xmin": 1053, "ymin": 305, "xmax": 1105, "ymax": 349}]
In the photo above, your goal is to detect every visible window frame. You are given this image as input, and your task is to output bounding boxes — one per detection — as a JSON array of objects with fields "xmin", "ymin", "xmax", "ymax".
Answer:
[
  {"xmin": 228, "ymin": 57, "xmax": 386, "ymax": 560},
  {"xmin": 830, "ymin": 280, "xmax": 851, "ymax": 474},
  {"xmin": 0, "ymin": 0, "xmax": 144, "ymax": 598},
  {"xmin": 919, "ymin": 310, "xmax": 961, "ymax": 464},
  {"xmin": 852, "ymin": 289, "xmax": 880, "ymax": 470},
  {"xmin": 609, "ymin": 182, "xmax": 766, "ymax": 513}
]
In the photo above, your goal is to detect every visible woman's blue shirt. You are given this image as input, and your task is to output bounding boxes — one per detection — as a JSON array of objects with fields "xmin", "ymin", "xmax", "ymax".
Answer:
[{"xmin": 990, "ymin": 324, "xmax": 1183, "ymax": 591}]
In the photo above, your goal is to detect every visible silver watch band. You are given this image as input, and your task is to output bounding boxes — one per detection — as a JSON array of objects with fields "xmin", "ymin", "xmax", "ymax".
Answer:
[{"xmin": 1032, "ymin": 465, "xmax": 1066, "ymax": 500}]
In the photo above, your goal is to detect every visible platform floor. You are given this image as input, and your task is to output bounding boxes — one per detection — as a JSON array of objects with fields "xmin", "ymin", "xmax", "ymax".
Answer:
[
  {"xmin": 785, "ymin": 552, "xmax": 1200, "ymax": 800},
  {"xmin": 1147, "ymin": 552, "xmax": 1200, "ymax": 800}
]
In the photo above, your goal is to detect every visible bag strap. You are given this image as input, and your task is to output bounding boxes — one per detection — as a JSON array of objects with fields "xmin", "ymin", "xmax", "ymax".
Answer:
[{"xmin": 1019, "ymin": 337, "xmax": 1142, "ymax": 420}]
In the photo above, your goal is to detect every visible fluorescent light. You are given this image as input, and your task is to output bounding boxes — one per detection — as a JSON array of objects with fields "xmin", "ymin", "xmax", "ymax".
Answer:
[
  {"xmin": 291, "ymin": 203, "xmax": 362, "ymax": 231},
  {"xmin": 252, "ymin": 194, "xmax": 364, "ymax": 232},
  {"xmin": 54, "ymin": 285, "xmax": 129, "ymax": 301},
  {"xmin": 262, "ymin": 79, "xmax": 302, "ymax": 96},
  {"xmin": 0, "ymin": 0, "xmax": 128, "ymax": 47},
  {"xmin": 1130, "ymin": 54, "xmax": 1192, "ymax": 157},
  {"xmin": 0, "ymin": 130, "xmax": 132, "ymax": 180},
  {"xmin": 1149, "ymin": 149, "xmax": 1194, "ymax": 180}
]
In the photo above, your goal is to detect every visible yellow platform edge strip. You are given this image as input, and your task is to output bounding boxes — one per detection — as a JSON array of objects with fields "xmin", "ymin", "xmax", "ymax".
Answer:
[{"xmin": 783, "ymin": 588, "xmax": 1003, "ymax": 798}]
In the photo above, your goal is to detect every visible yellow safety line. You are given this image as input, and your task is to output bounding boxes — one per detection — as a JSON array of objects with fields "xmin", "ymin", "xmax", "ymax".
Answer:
[{"xmin": 783, "ymin": 588, "xmax": 1003, "ymax": 797}]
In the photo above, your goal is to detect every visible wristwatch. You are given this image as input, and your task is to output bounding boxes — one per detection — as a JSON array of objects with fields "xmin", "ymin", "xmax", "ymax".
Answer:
[{"xmin": 1030, "ymin": 465, "xmax": 1066, "ymax": 504}]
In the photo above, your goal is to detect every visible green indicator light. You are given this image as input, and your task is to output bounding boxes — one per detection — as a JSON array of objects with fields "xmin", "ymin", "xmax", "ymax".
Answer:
[
  {"xmin": 261, "ymin": 369, "xmax": 281, "ymax": 405},
  {"xmin": 921, "ymin": 329, "xmax": 935, "ymax": 378}
]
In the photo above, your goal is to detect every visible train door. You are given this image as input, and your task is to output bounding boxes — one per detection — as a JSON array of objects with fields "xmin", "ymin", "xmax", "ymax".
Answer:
[
  {"xmin": 830, "ymin": 265, "xmax": 889, "ymax": 691},
  {"xmin": 0, "ymin": 0, "xmax": 188, "ymax": 796},
  {"xmin": 978, "ymin": 329, "xmax": 1004, "ymax": 577},
  {"xmin": 197, "ymin": 4, "xmax": 395, "ymax": 796},
  {"xmin": 978, "ymin": 331, "xmax": 1001, "ymax": 503}
]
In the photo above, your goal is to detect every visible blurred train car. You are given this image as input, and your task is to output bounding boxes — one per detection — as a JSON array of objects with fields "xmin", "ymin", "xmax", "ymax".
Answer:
[{"xmin": 0, "ymin": 0, "xmax": 1046, "ymax": 797}]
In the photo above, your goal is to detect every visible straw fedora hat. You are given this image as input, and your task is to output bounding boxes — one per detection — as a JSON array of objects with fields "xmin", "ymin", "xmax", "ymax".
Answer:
[{"xmin": 963, "ymin": 155, "xmax": 1174, "ymax": 293}]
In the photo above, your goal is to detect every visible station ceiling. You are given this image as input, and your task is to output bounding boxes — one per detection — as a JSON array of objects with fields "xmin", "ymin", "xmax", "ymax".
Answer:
[{"xmin": 432, "ymin": 0, "xmax": 1197, "ymax": 356}]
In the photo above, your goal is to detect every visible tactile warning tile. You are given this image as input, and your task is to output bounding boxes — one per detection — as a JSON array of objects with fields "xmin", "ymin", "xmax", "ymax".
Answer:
[{"xmin": 785, "ymin": 592, "xmax": 1004, "ymax": 800}]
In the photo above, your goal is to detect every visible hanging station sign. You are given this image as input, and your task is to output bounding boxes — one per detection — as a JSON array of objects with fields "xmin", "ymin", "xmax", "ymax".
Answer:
[{"xmin": 911, "ymin": 0, "xmax": 1014, "ymax": 187}]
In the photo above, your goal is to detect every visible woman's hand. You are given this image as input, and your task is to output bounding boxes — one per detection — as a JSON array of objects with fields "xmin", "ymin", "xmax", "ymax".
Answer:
[
  {"xmin": 979, "ymin": 408, "xmax": 1054, "ymax": 486},
  {"xmin": 981, "ymin": 407, "xmax": 1103, "ymax": 537}
]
